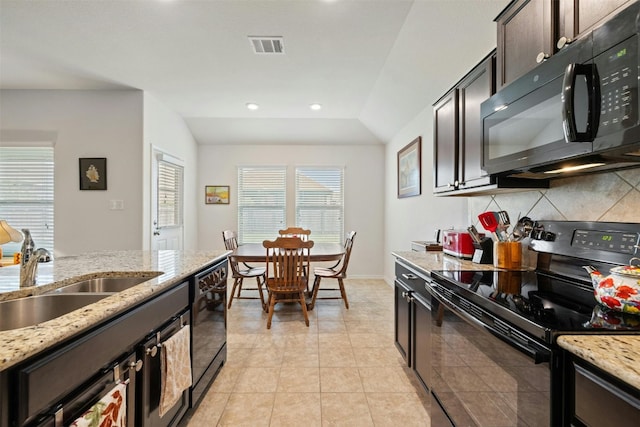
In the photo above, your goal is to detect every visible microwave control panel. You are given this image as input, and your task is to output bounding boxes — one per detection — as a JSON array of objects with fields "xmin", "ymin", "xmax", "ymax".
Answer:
[{"xmin": 596, "ymin": 35, "xmax": 638, "ymax": 134}]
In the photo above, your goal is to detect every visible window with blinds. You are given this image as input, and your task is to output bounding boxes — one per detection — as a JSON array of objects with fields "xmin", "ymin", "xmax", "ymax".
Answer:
[
  {"xmin": 157, "ymin": 160, "xmax": 183, "ymax": 228},
  {"xmin": 0, "ymin": 146, "xmax": 54, "ymax": 256},
  {"xmin": 237, "ymin": 166, "xmax": 286, "ymax": 243},
  {"xmin": 295, "ymin": 167, "xmax": 344, "ymax": 243}
]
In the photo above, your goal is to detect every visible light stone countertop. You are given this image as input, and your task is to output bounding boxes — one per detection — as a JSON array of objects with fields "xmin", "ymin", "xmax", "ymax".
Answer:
[
  {"xmin": 0, "ymin": 249, "xmax": 229, "ymax": 371},
  {"xmin": 391, "ymin": 250, "xmax": 499, "ymax": 274},
  {"xmin": 393, "ymin": 250, "xmax": 640, "ymax": 391},
  {"xmin": 557, "ymin": 335, "xmax": 640, "ymax": 389}
]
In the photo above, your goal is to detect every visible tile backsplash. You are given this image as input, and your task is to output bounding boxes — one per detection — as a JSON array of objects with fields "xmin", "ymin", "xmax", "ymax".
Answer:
[{"xmin": 468, "ymin": 168, "xmax": 640, "ymax": 226}]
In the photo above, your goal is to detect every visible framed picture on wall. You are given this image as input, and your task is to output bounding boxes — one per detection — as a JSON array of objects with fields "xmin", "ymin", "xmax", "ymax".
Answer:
[
  {"xmin": 397, "ymin": 136, "xmax": 421, "ymax": 198},
  {"xmin": 205, "ymin": 185, "xmax": 230, "ymax": 204},
  {"xmin": 79, "ymin": 157, "xmax": 107, "ymax": 190}
]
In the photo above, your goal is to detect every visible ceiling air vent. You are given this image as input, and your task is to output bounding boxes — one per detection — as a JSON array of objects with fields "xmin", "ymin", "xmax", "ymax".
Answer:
[{"xmin": 249, "ymin": 36, "xmax": 285, "ymax": 54}]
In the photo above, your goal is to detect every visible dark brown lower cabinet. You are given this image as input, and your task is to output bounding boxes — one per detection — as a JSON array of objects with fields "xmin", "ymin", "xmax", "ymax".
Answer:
[
  {"xmin": 411, "ymin": 291, "xmax": 431, "ymax": 391},
  {"xmin": 394, "ymin": 260, "xmax": 432, "ymax": 392},
  {"xmin": 394, "ymin": 278, "xmax": 412, "ymax": 365},
  {"xmin": 565, "ymin": 354, "xmax": 640, "ymax": 426}
]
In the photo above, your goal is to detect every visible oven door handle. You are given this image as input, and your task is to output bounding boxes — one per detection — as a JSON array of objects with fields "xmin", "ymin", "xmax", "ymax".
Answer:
[{"xmin": 426, "ymin": 281, "xmax": 550, "ymax": 364}]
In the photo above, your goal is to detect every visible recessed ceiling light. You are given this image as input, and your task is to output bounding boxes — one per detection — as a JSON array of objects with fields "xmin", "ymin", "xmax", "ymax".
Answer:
[
  {"xmin": 246, "ymin": 103, "xmax": 259, "ymax": 110},
  {"xmin": 310, "ymin": 103, "xmax": 322, "ymax": 111}
]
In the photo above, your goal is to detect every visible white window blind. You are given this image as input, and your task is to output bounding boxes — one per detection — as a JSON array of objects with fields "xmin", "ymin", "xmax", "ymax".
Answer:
[
  {"xmin": 157, "ymin": 160, "xmax": 183, "ymax": 228},
  {"xmin": 0, "ymin": 146, "xmax": 54, "ymax": 255},
  {"xmin": 295, "ymin": 167, "xmax": 344, "ymax": 243},
  {"xmin": 237, "ymin": 166, "xmax": 286, "ymax": 243}
]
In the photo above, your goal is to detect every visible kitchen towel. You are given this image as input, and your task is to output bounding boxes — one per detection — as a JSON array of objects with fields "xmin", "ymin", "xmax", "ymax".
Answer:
[
  {"xmin": 159, "ymin": 325, "xmax": 192, "ymax": 418},
  {"xmin": 70, "ymin": 381, "xmax": 127, "ymax": 427}
]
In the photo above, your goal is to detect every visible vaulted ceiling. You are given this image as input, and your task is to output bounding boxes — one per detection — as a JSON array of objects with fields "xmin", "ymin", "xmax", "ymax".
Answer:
[{"xmin": 0, "ymin": 0, "xmax": 508, "ymax": 145}]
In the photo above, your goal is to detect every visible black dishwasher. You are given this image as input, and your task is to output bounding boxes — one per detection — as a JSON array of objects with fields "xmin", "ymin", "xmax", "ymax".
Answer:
[{"xmin": 189, "ymin": 260, "xmax": 227, "ymax": 407}]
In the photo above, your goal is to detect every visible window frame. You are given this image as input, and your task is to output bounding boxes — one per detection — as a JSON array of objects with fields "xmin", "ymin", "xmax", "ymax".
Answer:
[
  {"xmin": 156, "ymin": 158, "xmax": 184, "ymax": 229},
  {"xmin": 237, "ymin": 166, "xmax": 287, "ymax": 244},
  {"xmin": 0, "ymin": 144, "xmax": 55, "ymax": 256},
  {"xmin": 294, "ymin": 166, "xmax": 344, "ymax": 244}
]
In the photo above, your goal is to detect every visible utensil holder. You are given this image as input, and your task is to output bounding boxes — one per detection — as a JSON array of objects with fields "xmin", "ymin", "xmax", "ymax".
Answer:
[
  {"xmin": 493, "ymin": 241, "xmax": 522, "ymax": 270},
  {"xmin": 472, "ymin": 238, "xmax": 493, "ymax": 264}
]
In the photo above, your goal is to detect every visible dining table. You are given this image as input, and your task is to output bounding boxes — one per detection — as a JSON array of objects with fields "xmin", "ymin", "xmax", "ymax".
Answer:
[
  {"xmin": 231, "ymin": 242, "xmax": 345, "ymax": 310},
  {"xmin": 231, "ymin": 242, "xmax": 345, "ymax": 263}
]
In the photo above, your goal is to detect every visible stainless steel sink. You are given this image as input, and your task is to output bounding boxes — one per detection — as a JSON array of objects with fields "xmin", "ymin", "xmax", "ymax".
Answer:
[
  {"xmin": 47, "ymin": 276, "xmax": 152, "ymax": 294},
  {"xmin": 0, "ymin": 294, "xmax": 110, "ymax": 331}
]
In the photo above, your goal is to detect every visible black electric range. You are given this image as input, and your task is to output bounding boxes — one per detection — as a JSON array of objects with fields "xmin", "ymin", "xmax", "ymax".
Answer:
[{"xmin": 429, "ymin": 220, "xmax": 640, "ymax": 345}]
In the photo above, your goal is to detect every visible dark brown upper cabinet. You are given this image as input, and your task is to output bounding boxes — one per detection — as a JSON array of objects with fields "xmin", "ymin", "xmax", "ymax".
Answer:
[
  {"xmin": 433, "ymin": 52, "xmax": 495, "ymax": 194},
  {"xmin": 496, "ymin": 0, "xmax": 634, "ymax": 91},
  {"xmin": 496, "ymin": 0, "xmax": 555, "ymax": 91},
  {"xmin": 433, "ymin": 88, "xmax": 458, "ymax": 193},
  {"xmin": 559, "ymin": 0, "xmax": 633, "ymax": 44}
]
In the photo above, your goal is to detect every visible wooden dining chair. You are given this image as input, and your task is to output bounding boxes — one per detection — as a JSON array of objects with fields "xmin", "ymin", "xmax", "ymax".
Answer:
[
  {"xmin": 278, "ymin": 227, "xmax": 312, "ymax": 288},
  {"xmin": 278, "ymin": 226, "xmax": 311, "ymax": 241},
  {"xmin": 263, "ymin": 236, "xmax": 314, "ymax": 329},
  {"xmin": 222, "ymin": 230, "xmax": 267, "ymax": 310},
  {"xmin": 309, "ymin": 231, "xmax": 356, "ymax": 310}
]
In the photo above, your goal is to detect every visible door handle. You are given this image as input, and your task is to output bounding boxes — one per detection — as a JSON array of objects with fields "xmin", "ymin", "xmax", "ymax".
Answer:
[{"xmin": 562, "ymin": 62, "xmax": 599, "ymax": 142}]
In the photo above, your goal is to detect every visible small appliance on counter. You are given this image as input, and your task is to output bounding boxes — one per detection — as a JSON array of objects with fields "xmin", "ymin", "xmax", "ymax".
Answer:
[
  {"xmin": 411, "ymin": 241, "xmax": 443, "ymax": 252},
  {"xmin": 411, "ymin": 229, "xmax": 442, "ymax": 252},
  {"xmin": 442, "ymin": 230, "xmax": 476, "ymax": 259}
]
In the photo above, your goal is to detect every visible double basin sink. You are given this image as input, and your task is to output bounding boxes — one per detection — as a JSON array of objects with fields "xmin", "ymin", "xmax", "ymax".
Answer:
[{"xmin": 0, "ymin": 275, "xmax": 159, "ymax": 331}]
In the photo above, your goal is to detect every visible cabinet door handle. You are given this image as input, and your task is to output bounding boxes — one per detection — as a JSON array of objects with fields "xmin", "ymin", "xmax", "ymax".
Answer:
[
  {"xmin": 146, "ymin": 345, "xmax": 158, "ymax": 357},
  {"xmin": 129, "ymin": 359, "xmax": 143, "ymax": 372},
  {"xmin": 402, "ymin": 273, "xmax": 417, "ymax": 280},
  {"xmin": 557, "ymin": 36, "xmax": 572, "ymax": 50},
  {"xmin": 536, "ymin": 52, "xmax": 549, "ymax": 63}
]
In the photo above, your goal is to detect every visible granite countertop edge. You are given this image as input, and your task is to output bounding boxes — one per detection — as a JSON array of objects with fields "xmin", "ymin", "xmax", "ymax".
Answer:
[
  {"xmin": 0, "ymin": 249, "xmax": 230, "ymax": 371},
  {"xmin": 391, "ymin": 250, "xmax": 503, "ymax": 274},
  {"xmin": 557, "ymin": 335, "xmax": 640, "ymax": 388},
  {"xmin": 392, "ymin": 250, "xmax": 640, "ymax": 391}
]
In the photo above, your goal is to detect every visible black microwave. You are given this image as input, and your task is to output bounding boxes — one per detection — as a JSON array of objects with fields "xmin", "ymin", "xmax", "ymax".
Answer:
[{"xmin": 481, "ymin": 2, "xmax": 640, "ymax": 178}]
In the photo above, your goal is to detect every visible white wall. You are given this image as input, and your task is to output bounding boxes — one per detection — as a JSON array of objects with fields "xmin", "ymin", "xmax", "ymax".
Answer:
[
  {"xmin": 0, "ymin": 89, "xmax": 144, "ymax": 257},
  {"xmin": 142, "ymin": 93, "xmax": 200, "ymax": 250},
  {"xmin": 197, "ymin": 144, "xmax": 385, "ymax": 278},
  {"xmin": 383, "ymin": 108, "xmax": 468, "ymax": 285}
]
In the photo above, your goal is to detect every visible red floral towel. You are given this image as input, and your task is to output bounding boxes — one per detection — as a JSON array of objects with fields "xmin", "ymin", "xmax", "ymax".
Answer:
[{"xmin": 70, "ymin": 382, "xmax": 127, "ymax": 427}]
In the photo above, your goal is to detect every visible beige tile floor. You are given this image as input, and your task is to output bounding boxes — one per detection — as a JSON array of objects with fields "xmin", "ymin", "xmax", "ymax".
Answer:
[{"xmin": 184, "ymin": 278, "xmax": 431, "ymax": 426}]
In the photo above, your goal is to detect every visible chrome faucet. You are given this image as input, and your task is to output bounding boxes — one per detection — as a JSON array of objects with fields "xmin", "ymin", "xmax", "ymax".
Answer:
[{"xmin": 20, "ymin": 229, "xmax": 52, "ymax": 288}]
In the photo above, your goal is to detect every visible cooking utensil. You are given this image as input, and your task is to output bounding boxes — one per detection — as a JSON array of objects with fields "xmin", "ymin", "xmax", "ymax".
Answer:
[
  {"xmin": 510, "ymin": 216, "xmax": 533, "ymax": 241},
  {"xmin": 497, "ymin": 210, "xmax": 510, "ymax": 227},
  {"xmin": 478, "ymin": 212, "xmax": 500, "ymax": 241},
  {"xmin": 467, "ymin": 225, "xmax": 482, "ymax": 244},
  {"xmin": 495, "ymin": 211, "xmax": 510, "ymax": 241}
]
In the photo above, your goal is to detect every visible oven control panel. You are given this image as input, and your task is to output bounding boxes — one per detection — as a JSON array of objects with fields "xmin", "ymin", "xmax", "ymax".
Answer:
[
  {"xmin": 530, "ymin": 221, "xmax": 640, "ymax": 265},
  {"xmin": 572, "ymin": 229, "xmax": 639, "ymax": 255}
]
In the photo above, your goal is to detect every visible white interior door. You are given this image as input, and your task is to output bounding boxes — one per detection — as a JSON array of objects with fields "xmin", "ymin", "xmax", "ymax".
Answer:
[{"xmin": 151, "ymin": 148, "xmax": 184, "ymax": 250}]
